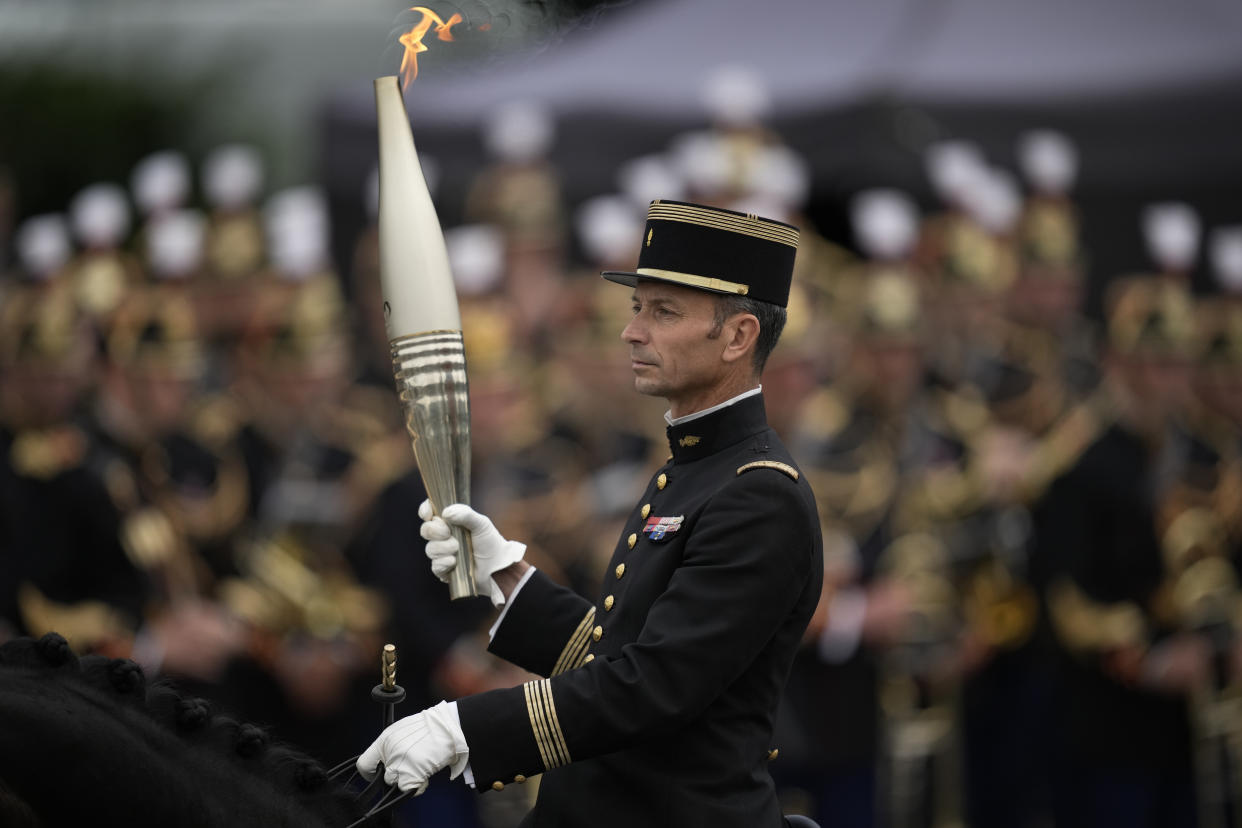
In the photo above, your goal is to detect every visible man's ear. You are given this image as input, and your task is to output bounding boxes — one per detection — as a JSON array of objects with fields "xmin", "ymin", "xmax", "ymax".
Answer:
[{"xmin": 720, "ymin": 313, "xmax": 760, "ymax": 365}]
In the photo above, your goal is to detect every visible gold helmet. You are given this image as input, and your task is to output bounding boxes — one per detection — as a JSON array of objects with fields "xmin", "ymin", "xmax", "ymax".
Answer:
[
  {"xmin": 242, "ymin": 275, "xmax": 348, "ymax": 366},
  {"xmin": 1019, "ymin": 199, "xmax": 1082, "ymax": 274},
  {"xmin": 105, "ymin": 289, "xmax": 203, "ymax": 378},
  {"xmin": 854, "ymin": 269, "xmax": 922, "ymax": 343},
  {"xmin": 0, "ymin": 284, "xmax": 87, "ymax": 368},
  {"xmin": 1192, "ymin": 298, "xmax": 1242, "ymax": 370},
  {"xmin": 1015, "ymin": 130, "xmax": 1083, "ymax": 276},
  {"xmin": 1104, "ymin": 277, "xmax": 1194, "ymax": 357}
]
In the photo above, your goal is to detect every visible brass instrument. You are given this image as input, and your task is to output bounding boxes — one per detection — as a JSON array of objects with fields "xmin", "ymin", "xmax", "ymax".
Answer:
[
  {"xmin": 877, "ymin": 533, "xmax": 964, "ymax": 828},
  {"xmin": 1162, "ymin": 507, "xmax": 1242, "ymax": 828},
  {"xmin": 220, "ymin": 530, "xmax": 388, "ymax": 645}
]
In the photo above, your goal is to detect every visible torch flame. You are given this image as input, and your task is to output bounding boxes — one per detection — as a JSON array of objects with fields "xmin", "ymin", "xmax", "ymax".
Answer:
[{"xmin": 398, "ymin": 6, "xmax": 463, "ymax": 90}]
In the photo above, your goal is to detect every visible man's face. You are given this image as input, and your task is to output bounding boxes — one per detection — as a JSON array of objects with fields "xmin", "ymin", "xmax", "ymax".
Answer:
[
  {"xmin": 1114, "ymin": 350, "xmax": 1190, "ymax": 427},
  {"xmin": 857, "ymin": 340, "xmax": 924, "ymax": 412},
  {"xmin": 1195, "ymin": 367, "xmax": 1242, "ymax": 424},
  {"xmin": 129, "ymin": 369, "xmax": 196, "ymax": 433},
  {"xmin": 621, "ymin": 281, "xmax": 729, "ymax": 408}
]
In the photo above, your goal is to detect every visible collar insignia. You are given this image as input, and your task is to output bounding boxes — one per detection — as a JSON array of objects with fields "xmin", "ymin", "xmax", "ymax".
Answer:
[
  {"xmin": 643, "ymin": 515, "xmax": 683, "ymax": 541},
  {"xmin": 678, "ymin": 435, "xmax": 700, "ymax": 447}
]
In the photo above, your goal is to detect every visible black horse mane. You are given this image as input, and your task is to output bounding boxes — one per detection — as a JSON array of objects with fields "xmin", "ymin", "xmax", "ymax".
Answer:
[{"xmin": 0, "ymin": 633, "xmax": 365, "ymax": 828}]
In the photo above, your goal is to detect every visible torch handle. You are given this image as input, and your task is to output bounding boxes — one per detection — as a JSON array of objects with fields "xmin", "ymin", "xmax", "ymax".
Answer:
[
  {"xmin": 447, "ymin": 525, "xmax": 476, "ymax": 600},
  {"xmin": 391, "ymin": 330, "xmax": 481, "ymax": 601}
]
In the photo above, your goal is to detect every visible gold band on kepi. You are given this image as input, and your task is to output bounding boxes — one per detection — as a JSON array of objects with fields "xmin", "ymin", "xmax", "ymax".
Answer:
[
  {"xmin": 635, "ymin": 268, "xmax": 750, "ymax": 296},
  {"xmin": 602, "ymin": 199, "xmax": 800, "ymax": 308},
  {"xmin": 644, "ymin": 202, "xmax": 800, "ymax": 248}
]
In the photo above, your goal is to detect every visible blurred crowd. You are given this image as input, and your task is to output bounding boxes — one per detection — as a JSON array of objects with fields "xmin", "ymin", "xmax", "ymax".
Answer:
[{"xmin": 2, "ymin": 66, "xmax": 1242, "ymax": 828}]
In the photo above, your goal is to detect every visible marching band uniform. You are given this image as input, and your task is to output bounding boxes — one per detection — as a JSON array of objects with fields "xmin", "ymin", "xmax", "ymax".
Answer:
[
  {"xmin": 1189, "ymin": 233, "xmax": 1242, "ymax": 559},
  {"xmin": 960, "ymin": 134, "xmax": 1095, "ymax": 826},
  {"xmin": 777, "ymin": 197, "xmax": 928, "ymax": 826},
  {"xmin": 0, "ymin": 283, "xmax": 148, "ymax": 652},
  {"xmin": 1039, "ymin": 278, "xmax": 1201, "ymax": 827}
]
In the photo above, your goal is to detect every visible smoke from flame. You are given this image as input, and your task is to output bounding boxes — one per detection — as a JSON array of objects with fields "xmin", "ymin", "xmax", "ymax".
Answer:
[{"xmin": 399, "ymin": 6, "xmax": 463, "ymax": 90}]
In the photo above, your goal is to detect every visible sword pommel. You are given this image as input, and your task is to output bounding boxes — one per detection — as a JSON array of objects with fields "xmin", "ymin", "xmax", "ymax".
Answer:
[{"xmin": 381, "ymin": 643, "xmax": 397, "ymax": 692}]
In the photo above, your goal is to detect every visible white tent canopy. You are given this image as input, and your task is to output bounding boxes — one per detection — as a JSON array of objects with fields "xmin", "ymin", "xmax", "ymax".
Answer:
[
  {"xmin": 318, "ymin": 0, "xmax": 1242, "ymax": 309},
  {"xmin": 332, "ymin": 0, "xmax": 1242, "ymax": 126}
]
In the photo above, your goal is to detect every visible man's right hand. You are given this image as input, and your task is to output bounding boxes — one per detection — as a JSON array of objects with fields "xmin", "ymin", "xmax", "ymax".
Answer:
[
  {"xmin": 1138, "ymin": 633, "xmax": 1212, "ymax": 695},
  {"xmin": 860, "ymin": 579, "xmax": 914, "ymax": 647},
  {"xmin": 419, "ymin": 500, "xmax": 527, "ymax": 606}
]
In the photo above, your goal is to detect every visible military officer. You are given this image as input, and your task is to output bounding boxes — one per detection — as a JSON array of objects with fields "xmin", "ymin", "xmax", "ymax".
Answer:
[
  {"xmin": 358, "ymin": 200, "xmax": 824, "ymax": 828},
  {"xmin": 1187, "ymin": 231, "xmax": 1242, "ymax": 555},
  {"xmin": 1010, "ymin": 129, "xmax": 1099, "ymax": 398},
  {"xmin": 779, "ymin": 265, "xmax": 927, "ymax": 828},
  {"xmin": 1038, "ymin": 277, "xmax": 1204, "ymax": 827},
  {"xmin": 0, "ymin": 281, "xmax": 148, "ymax": 654}
]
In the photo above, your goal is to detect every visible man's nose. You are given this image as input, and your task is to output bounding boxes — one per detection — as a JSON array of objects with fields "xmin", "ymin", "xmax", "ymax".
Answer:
[{"xmin": 621, "ymin": 316, "xmax": 644, "ymax": 344}]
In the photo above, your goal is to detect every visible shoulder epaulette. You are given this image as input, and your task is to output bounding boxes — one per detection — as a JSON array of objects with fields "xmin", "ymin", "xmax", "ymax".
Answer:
[
  {"xmin": 9, "ymin": 426, "xmax": 87, "ymax": 480},
  {"xmin": 736, "ymin": 460, "xmax": 799, "ymax": 481},
  {"xmin": 793, "ymin": 388, "xmax": 850, "ymax": 443}
]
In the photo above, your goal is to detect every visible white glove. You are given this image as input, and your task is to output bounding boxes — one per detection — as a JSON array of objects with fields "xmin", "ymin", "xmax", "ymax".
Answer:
[
  {"xmin": 356, "ymin": 700, "xmax": 470, "ymax": 794},
  {"xmin": 419, "ymin": 500, "xmax": 526, "ymax": 607}
]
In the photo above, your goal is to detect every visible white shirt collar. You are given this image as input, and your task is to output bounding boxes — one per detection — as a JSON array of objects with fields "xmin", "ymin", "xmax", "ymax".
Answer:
[{"xmin": 665, "ymin": 385, "xmax": 763, "ymax": 427}]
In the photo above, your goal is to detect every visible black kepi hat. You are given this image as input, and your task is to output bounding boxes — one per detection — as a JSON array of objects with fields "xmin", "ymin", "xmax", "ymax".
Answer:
[{"xmin": 602, "ymin": 200, "xmax": 799, "ymax": 307}]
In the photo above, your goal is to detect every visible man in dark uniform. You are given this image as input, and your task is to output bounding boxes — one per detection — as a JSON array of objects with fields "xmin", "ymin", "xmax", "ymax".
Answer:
[
  {"xmin": 778, "ymin": 268, "xmax": 925, "ymax": 828},
  {"xmin": 0, "ymin": 282, "xmax": 148, "ymax": 652},
  {"xmin": 1039, "ymin": 277, "xmax": 1204, "ymax": 828},
  {"xmin": 358, "ymin": 200, "xmax": 824, "ymax": 827}
]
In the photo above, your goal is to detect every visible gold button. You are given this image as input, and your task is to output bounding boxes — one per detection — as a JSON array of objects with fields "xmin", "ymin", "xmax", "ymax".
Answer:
[
  {"xmin": 492, "ymin": 781, "xmax": 505, "ymax": 791},
  {"xmin": 627, "ymin": 533, "xmax": 637, "ymax": 549},
  {"xmin": 615, "ymin": 563, "xmax": 626, "ymax": 579},
  {"xmin": 657, "ymin": 473, "xmax": 668, "ymax": 490},
  {"xmin": 584, "ymin": 654, "xmax": 595, "ymax": 663},
  {"xmin": 514, "ymin": 775, "xmax": 527, "ymax": 784},
  {"xmin": 767, "ymin": 748, "xmax": 779, "ymax": 761},
  {"xmin": 604, "ymin": 595, "xmax": 615, "ymax": 611},
  {"xmin": 640, "ymin": 503, "xmax": 651, "ymax": 519},
  {"xmin": 592, "ymin": 625, "xmax": 603, "ymax": 642}
]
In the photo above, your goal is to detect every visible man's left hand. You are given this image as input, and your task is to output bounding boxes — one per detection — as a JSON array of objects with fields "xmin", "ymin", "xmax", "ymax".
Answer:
[{"xmin": 357, "ymin": 701, "xmax": 470, "ymax": 793}]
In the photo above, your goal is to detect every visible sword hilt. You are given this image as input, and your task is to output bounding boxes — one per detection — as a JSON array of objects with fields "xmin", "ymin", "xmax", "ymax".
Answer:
[
  {"xmin": 372, "ymin": 643, "xmax": 406, "ymax": 727},
  {"xmin": 382, "ymin": 643, "xmax": 397, "ymax": 691}
]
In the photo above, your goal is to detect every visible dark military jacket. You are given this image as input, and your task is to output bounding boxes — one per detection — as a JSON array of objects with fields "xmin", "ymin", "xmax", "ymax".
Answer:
[
  {"xmin": 0, "ymin": 424, "xmax": 148, "ymax": 640},
  {"xmin": 457, "ymin": 393, "xmax": 823, "ymax": 827},
  {"xmin": 1035, "ymin": 421, "xmax": 1194, "ymax": 772}
]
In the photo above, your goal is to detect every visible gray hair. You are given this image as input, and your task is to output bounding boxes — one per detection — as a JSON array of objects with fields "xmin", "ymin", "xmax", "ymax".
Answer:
[{"xmin": 708, "ymin": 295, "xmax": 787, "ymax": 374}]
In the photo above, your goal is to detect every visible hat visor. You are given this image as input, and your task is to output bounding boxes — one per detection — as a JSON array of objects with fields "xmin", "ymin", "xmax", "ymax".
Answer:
[
  {"xmin": 599, "ymin": 270, "xmax": 738, "ymax": 296},
  {"xmin": 600, "ymin": 270, "xmax": 639, "ymax": 288}
]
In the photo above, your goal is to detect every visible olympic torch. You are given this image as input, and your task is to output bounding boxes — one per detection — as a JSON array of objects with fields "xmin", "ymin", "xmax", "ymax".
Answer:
[{"xmin": 374, "ymin": 74, "xmax": 480, "ymax": 599}]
